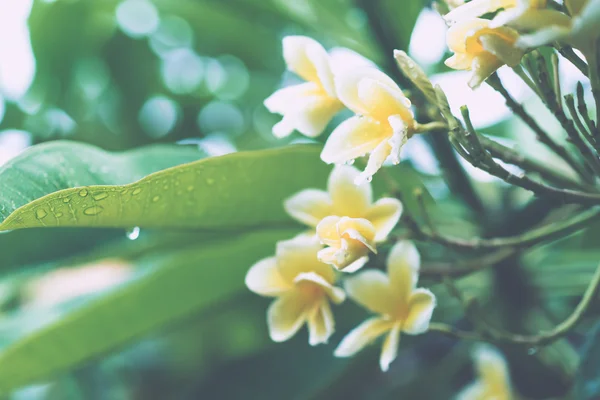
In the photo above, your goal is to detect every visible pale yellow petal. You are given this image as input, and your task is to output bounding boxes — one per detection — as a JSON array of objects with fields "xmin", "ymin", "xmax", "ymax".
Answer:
[
  {"xmin": 267, "ymin": 291, "xmax": 310, "ymax": 342},
  {"xmin": 276, "ymin": 235, "xmax": 335, "ymax": 284},
  {"xmin": 340, "ymin": 255, "xmax": 370, "ymax": 273},
  {"xmin": 264, "ymin": 82, "xmax": 316, "ymax": 115},
  {"xmin": 365, "ymin": 198, "xmax": 403, "ymax": 242},
  {"xmin": 469, "ymin": 53, "xmax": 504, "ymax": 88},
  {"xmin": 380, "ymin": 323, "xmax": 402, "ymax": 372},
  {"xmin": 307, "ymin": 300, "xmax": 335, "ymax": 346},
  {"xmin": 355, "ymin": 140, "xmax": 392, "ymax": 185},
  {"xmin": 316, "ymin": 215, "xmax": 343, "ymax": 247},
  {"xmin": 474, "ymin": 345, "xmax": 512, "ymax": 396},
  {"xmin": 334, "ymin": 317, "xmax": 394, "ymax": 357},
  {"xmin": 294, "ymin": 271, "xmax": 346, "ymax": 305},
  {"xmin": 479, "ymin": 34, "xmax": 523, "ymax": 67},
  {"xmin": 245, "ymin": 256, "xmax": 291, "ymax": 296},
  {"xmin": 444, "ymin": 0, "xmax": 516, "ymax": 24},
  {"xmin": 328, "ymin": 165, "xmax": 373, "ymax": 216},
  {"xmin": 335, "ymin": 67, "xmax": 400, "ymax": 115},
  {"xmin": 516, "ymin": 25, "xmax": 572, "ymax": 48},
  {"xmin": 570, "ymin": 0, "xmax": 600, "ymax": 51},
  {"xmin": 282, "ymin": 36, "xmax": 336, "ymax": 96},
  {"xmin": 344, "ymin": 269, "xmax": 396, "ymax": 315},
  {"xmin": 446, "ymin": 19, "xmax": 491, "ymax": 53},
  {"xmin": 387, "ymin": 240, "xmax": 420, "ymax": 301},
  {"xmin": 272, "ymin": 94, "xmax": 343, "ymax": 139},
  {"xmin": 403, "ymin": 288, "xmax": 436, "ymax": 334},
  {"xmin": 320, "ymin": 115, "xmax": 390, "ymax": 165},
  {"xmin": 445, "ymin": 53, "xmax": 474, "ymax": 71},
  {"xmin": 336, "ymin": 217, "xmax": 377, "ymax": 253},
  {"xmin": 284, "ymin": 189, "xmax": 333, "ymax": 227},
  {"xmin": 500, "ymin": 8, "xmax": 571, "ymax": 31},
  {"xmin": 357, "ymin": 78, "xmax": 413, "ymax": 124}
]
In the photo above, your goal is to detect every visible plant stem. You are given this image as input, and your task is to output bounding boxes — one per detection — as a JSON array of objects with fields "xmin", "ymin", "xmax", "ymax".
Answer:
[
  {"xmin": 564, "ymin": 94, "xmax": 598, "ymax": 152},
  {"xmin": 486, "ymin": 73, "xmax": 591, "ymax": 181},
  {"xmin": 404, "ymin": 206, "xmax": 600, "ymax": 251},
  {"xmin": 556, "ymin": 45, "xmax": 589, "ymax": 76},
  {"xmin": 577, "ymin": 81, "xmax": 597, "ymax": 136},
  {"xmin": 429, "ymin": 260, "xmax": 600, "ymax": 346}
]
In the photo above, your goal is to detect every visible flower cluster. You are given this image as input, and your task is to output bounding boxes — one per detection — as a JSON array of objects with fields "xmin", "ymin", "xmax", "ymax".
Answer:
[{"xmin": 443, "ymin": 0, "xmax": 600, "ymax": 87}]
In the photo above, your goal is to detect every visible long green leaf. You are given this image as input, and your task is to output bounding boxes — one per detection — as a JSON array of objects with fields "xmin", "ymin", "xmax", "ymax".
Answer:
[
  {"xmin": 0, "ymin": 227, "xmax": 296, "ymax": 393},
  {"xmin": 0, "ymin": 143, "xmax": 328, "ymax": 231}
]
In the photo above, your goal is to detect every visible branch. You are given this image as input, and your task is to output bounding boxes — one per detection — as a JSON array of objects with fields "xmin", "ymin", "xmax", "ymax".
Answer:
[{"xmin": 429, "ymin": 261, "xmax": 600, "ymax": 346}]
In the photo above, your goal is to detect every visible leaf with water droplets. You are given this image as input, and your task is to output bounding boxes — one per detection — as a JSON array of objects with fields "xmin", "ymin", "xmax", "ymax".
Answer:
[
  {"xmin": 0, "ymin": 143, "xmax": 330, "ymax": 231},
  {"xmin": 393, "ymin": 50, "xmax": 438, "ymax": 107}
]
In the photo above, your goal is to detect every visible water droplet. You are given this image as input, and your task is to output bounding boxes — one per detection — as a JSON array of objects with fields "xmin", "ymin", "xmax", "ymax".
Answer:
[
  {"xmin": 127, "ymin": 226, "xmax": 141, "ymax": 240},
  {"xmin": 365, "ymin": 176, "xmax": 373, "ymax": 183},
  {"xmin": 152, "ymin": 195, "xmax": 161, "ymax": 202},
  {"xmin": 527, "ymin": 347, "xmax": 538, "ymax": 355},
  {"xmin": 163, "ymin": 185, "xmax": 169, "ymax": 190},
  {"xmin": 62, "ymin": 197, "xmax": 71, "ymax": 203},
  {"xmin": 79, "ymin": 189, "xmax": 89, "ymax": 197},
  {"xmin": 345, "ymin": 159, "xmax": 355, "ymax": 165},
  {"xmin": 93, "ymin": 192, "xmax": 109, "ymax": 201},
  {"xmin": 174, "ymin": 181, "xmax": 180, "ymax": 186},
  {"xmin": 206, "ymin": 178, "xmax": 215, "ymax": 185},
  {"xmin": 35, "ymin": 209, "xmax": 48, "ymax": 219},
  {"xmin": 55, "ymin": 212, "xmax": 64, "ymax": 217},
  {"xmin": 186, "ymin": 185, "xmax": 194, "ymax": 192},
  {"xmin": 132, "ymin": 188, "xmax": 143, "ymax": 195},
  {"xmin": 120, "ymin": 189, "xmax": 129, "ymax": 195},
  {"xmin": 83, "ymin": 206, "xmax": 104, "ymax": 216}
]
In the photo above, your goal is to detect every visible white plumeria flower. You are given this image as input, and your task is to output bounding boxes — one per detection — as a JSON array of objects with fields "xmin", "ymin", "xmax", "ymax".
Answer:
[
  {"xmin": 457, "ymin": 345, "xmax": 514, "ymax": 400},
  {"xmin": 316, "ymin": 216, "xmax": 377, "ymax": 272},
  {"xmin": 245, "ymin": 234, "xmax": 345, "ymax": 346},
  {"xmin": 320, "ymin": 67, "xmax": 416, "ymax": 184},
  {"xmin": 443, "ymin": 0, "xmax": 546, "ymax": 26},
  {"xmin": 284, "ymin": 165, "xmax": 403, "ymax": 240},
  {"xmin": 514, "ymin": 0, "xmax": 600, "ymax": 56},
  {"xmin": 334, "ymin": 241, "xmax": 436, "ymax": 372},
  {"xmin": 264, "ymin": 36, "xmax": 344, "ymax": 139},
  {"xmin": 445, "ymin": 18, "xmax": 525, "ymax": 88}
]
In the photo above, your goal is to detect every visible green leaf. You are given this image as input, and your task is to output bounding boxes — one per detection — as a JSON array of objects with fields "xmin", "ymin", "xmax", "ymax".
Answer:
[
  {"xmin": 573, "ymin": 322, "xmax": 600, "ymax": 399},
  {"xmin": 0, "ymin": 143, "xmax": 329, "ymax": 231},
  {"xmin": 0, "ymin": 227, "xmax": 297, "ymax": 394}
]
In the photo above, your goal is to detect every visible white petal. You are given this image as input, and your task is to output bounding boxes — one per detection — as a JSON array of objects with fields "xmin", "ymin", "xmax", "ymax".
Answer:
[
  {"xmin": 321, "ymin": 115, "xmax": 389, "ymax": 165},
  {"xmin": 355, "ymin": 140, "xmax": 392, "ymax": 185},
  {"xmin": 245, "ymin": 257, "xmax": 290, "ymax": 296},
  {"xmin": 284, "ymin": 189, "xmax": 332, "ymax": 227},
  {"xmin": 357, "ymin": 78, "xmax": 413, "ymax": 124},
  {"xmin": 328, "ymin": 165, "xmax": 373, "ymax": 216},
  {"xmin": 365, "ymin": 198, "xmax": 403, "ymax": 242},
  {"xmin": 444, "ymin": 0, "xmax": 514, "ymax": 24},
  {"xmin": 380, "ymin": 323, "xmax": 402, "ymax": 372},
  {"xmin": 335, "ymin": 67, "xmax": 400, "ymax": 115},
  {"xmin": 334, "ymin": 317, "xmax": 393, "ymax": 357},
  {"xmin": 387, "ymin": 240, "xmax": 421, "ymax": 298},
  {"xmin": 308, "ymin": 301, "xmax": 335, "ymax": 346},
  {"xmin": 276, "ymin": 235, "xmax": 335, "ymax": 284},
  {"xmin": 294, "ymin": 271, "xmax": 345, "ymax": 304},
  {"xmin": 282, "ymin": 36, "xmax": 335, "ymax": 96},
  {"xmin": 516, "ymin": 25, "xmax": 571, "ymax": 48},
  {"xmin": 343, "ymin": 269, "xmax": 395, "ymax": 315},
  {"xmin": 267, "ymin": 291, "xmax": 310, "ymax": 342},
  {"xmin": 403, "ymin": 288, "xmax": 436, "ymax": 335}
]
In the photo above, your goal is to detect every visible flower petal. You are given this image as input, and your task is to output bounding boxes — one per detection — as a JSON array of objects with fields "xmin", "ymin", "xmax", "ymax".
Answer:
[
  {"xmin": 328, "ymin": 165, "xmax": 373, "ymax": 217},
  {"xmin": 387, "ymin": 240, "xmax": 421, "ymax": 300},
  {"xmin": 445, "ymin": 53, "xmax": 474, "ymax": 70},
  {"xmin": 321, "ymin": 115, "xmax": 389, "ymax": 165},
  {"xmin": 334, "ymin": 317, "xmax": 393, "ymax": 357},
  {"xmin": 344, "ymin": 269, "xmax": 395, "ymax": 315},
  {"xmin": 337, "ymin": 216, "xmax": 377, "ymax": 253},
  {"xmin": 468, "ymin": 53, "xmax": 504, "ymax": 88},
  {"xmin": 355, "ymin": 139, "xmax": 392, "ymax": 185},
  {"xmin": 294, "ymin": 271, "xmax": 346, "ymax": 304},
  {"xmin": 516, "ymin": 25, "xmax": 571, "ymax": 48},
  {"xmin": 479, "ymin": 33, "xmax": 523, "ymax": 67},
  {"xmin": 380, "ymin": 323, "xmax": 402, "ymax": 372},
  {"xmin": 335, "ymin": 67, "xmax": 399, "ymax": 115},
  {"xmin": 357, "ymin": 78, "xmax": 413, "ymax": 126},
  {"xmin": 365, "ymin": 198, "xmax": 403, "ymax": 242},
  {"xmin": 264, "ymin": 82, "xmax": 316, "ymax": 115},
  {"xmin": 566, "ymin": 0, "xmax": 588, "ymax": 15},
  {"xmin": 245, "ymin": 256, "xmax": 291, "ymax": 296},
  {"xmin": 456, "ymin": 381, "xmax": 487, "ymax": 400},
  {"xmin": 267, "ymin": 290, "xmax": 310, "ymax": 342},
  {"xmin": 282, "ymin": 36, "xmax": 335, "ymax": 96},
  {"xmin": 474, "ymin": 345, "xmax": 512, "ymax": 395},
  {"xmin": 308, "ymin": 300, "xmax": 335, "ymax": 346},
  {"xmin": 276, "ymin": 235, "xmax": 334, "ymax": 284},
  {"xmin": 284, "ymin": 189, "xmax": 332, "ymax": 227},
  {"xmin": 272, "ymin": 95, "xmax": 343, "ymax": 139},
  {"xmin": 316, "ymin": 215, "xmax": 343, "ymax": 247},
  {"xmin": 403, "ymin": 288, "xmax": 436, "ymax": 335},
  {"xmin": 446, "ymin": 18, "xmax": 491, "ymax": 53},
  {"xmin": 444, "ymin": 0, "xmax": 516, "ymax": 24}
]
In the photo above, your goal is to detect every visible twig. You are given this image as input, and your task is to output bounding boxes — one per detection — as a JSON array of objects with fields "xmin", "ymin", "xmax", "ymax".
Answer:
[
  {"xmin": 486, "ymin": 73, "xmax": 591, "ymax": 181},
  {"xmin": 564, "ymin": 94, "xmax": 598, "ymax": 153},
  {"xmin": 577, "ymin": 82, "xmax": 597, "ymax": 136},
  {"xmin": 421, "ymin": 248, "xmax": 517, "ymax": 278},
  {"xmin": 556, "ymin": 45, "xmax": 589, "ymax": 76},
  {"xmin": 404, "ymin": 205, "xmax": 600, "ymax": 251},
  {"xmin": 552, "ymin": 53, "xmax": 562, "ymax": 111},
  {"xmin": 429, "ymin": 261, "xmax": 600, "ymax": 346}
]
